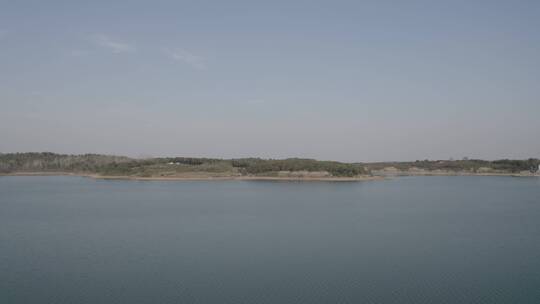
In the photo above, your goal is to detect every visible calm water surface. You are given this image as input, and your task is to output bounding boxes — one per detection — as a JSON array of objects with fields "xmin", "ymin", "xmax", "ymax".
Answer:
[{"xmin": 1, "ymin": 176, "xmax": 539, "ymax": 303}]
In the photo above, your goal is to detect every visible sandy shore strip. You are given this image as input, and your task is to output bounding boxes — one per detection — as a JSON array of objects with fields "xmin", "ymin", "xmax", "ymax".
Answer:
[{"xmin": 92, "ymin": 175, "xmax": 384, "ymax": 182}]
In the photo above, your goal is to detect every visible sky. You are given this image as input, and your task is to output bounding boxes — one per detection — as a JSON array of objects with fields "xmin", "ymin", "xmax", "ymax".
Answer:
[{"xmin": 1, "ymin": 0, "xmax": 539, "ymax": 162}]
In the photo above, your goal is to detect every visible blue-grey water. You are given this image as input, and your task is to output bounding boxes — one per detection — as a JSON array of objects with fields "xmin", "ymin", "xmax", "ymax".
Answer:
[{"xmin": 1, "ymin": 176, "xmax": 539, "ymax": 303}]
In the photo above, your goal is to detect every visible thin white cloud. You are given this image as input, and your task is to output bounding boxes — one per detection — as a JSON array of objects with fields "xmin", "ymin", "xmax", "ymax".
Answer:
[
  {"xmin": 165, "ymin": 48, "xmax": 206, "ymax": 70},
  {"xmin": 92, "ymin": 34, "xmax": 134, "ymax": 53}
]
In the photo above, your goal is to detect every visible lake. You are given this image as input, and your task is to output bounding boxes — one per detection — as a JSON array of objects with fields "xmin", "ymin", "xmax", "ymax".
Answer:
[{"xmin": 1, "ymin": 176, "xmax": 539, "ymax": 303}]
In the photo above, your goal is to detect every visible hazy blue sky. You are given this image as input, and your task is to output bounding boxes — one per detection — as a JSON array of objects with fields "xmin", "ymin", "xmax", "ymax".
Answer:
[{"xmin": 1, "ymin": 0, "xmax": 539, "ymax": 162}]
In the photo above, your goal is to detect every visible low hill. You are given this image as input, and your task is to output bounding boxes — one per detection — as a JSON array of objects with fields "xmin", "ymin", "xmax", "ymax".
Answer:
[{"xmin": 0, "ymin": 153, "xmax": 366, "ymax": 178}]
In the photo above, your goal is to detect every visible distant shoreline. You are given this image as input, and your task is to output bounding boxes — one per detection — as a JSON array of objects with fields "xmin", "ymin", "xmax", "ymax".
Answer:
[
  {"xmin": 1, "ymin": 171, "xmax": 538, "ymax": 181},
  {"xmin": 2, "ymin": 153, "xmax": 539, "ymax": 181},
  {"xmin": 0, "ymin": 172, "xmax": 384, "ymax": 182}
]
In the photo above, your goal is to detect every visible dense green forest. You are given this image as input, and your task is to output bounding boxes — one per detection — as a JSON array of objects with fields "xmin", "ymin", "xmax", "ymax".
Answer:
[
  {"xmin": 0, "ymin": 153, "xmax": 538, "ymax": 177},
  {"xmin": 0, "ymin": 153, "xmax": 366, "ymax": 177}
]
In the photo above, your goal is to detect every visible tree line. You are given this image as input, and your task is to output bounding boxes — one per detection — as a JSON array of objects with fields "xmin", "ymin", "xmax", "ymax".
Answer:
[{"xmin": 2, "ymin": 153, "xmax": 538, "ymax": 176}]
